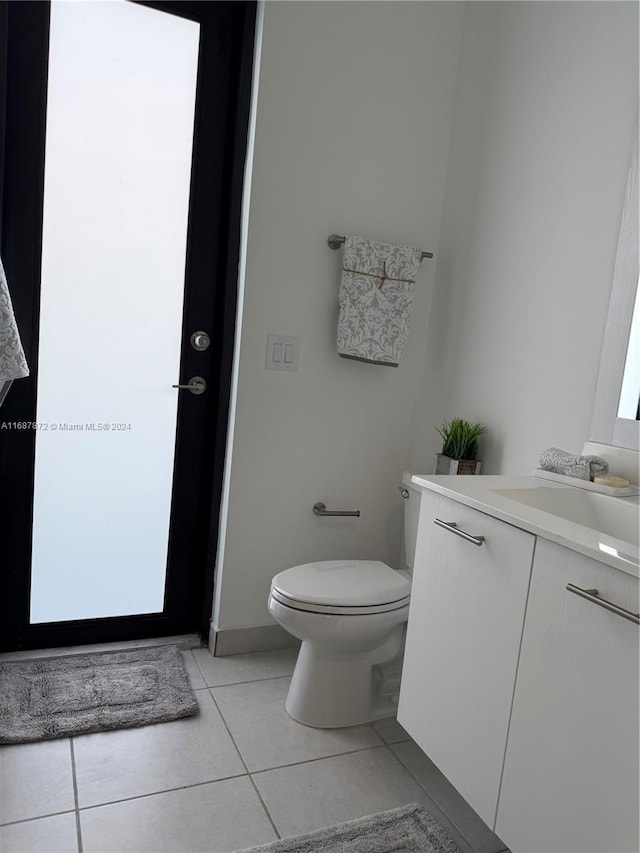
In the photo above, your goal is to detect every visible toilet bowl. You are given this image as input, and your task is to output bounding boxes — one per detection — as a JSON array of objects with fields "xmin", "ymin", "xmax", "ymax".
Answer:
[
  {"xmin": 267, "ymin": 472, "xmax": 421, "ymax": 728},
  {"xmin": 268, "ymin": 560, "xmax": 410, "ymax": 728}
]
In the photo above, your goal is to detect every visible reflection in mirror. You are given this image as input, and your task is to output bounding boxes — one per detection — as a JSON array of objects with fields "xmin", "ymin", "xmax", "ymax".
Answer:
[
  {"xmin": 617, "ymin": 274, "xmax": 639, "ymax": 420},
  {"xmin": 591, "ymin": 127, "xmax": 639, "ymax": 450}
]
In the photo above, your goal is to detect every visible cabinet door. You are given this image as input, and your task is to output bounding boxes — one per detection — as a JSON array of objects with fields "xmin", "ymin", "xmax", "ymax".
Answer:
[
  {"xmin": 398, "ymin": 490, "xmax": 535, "ymax": 827},
  {"xmin": 496, "ymin": 539, "xmax": 639, "ymax": 853}
]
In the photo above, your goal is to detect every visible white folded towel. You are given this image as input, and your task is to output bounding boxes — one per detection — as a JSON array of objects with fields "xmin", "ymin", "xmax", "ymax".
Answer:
[
  {"xmin": 539, "ymin": 447, "xmax": 609, "ymax": 481},
  {"xmin": 337, "ymin": 236, "xmax": 421, "ymax": 366},
  {"xmin": 0, "ymin": 256, "xmax": 29, "ymax": 406}
]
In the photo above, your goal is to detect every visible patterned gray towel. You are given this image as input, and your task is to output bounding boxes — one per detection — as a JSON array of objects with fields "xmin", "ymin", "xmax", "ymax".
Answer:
[
  {"xmin": 0, "ymin": 255, "xmax": 29, "ymax": 406},
  {"xmin": 337, "ymin": 236, "xmax": 422, "ymax": 367},
  {"xmin": 539, "ymin": 447, "xmax": 609, "ymax": 481}
]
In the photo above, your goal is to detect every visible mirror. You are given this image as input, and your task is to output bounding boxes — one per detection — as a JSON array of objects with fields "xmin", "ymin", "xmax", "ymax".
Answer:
[
  {"xmin": 591, "ymin": 129, "xmax": 639, "ymax": 450},
  {"xmin": 617, "ymin": 272, "xmax": 639, "ymax": 421}
]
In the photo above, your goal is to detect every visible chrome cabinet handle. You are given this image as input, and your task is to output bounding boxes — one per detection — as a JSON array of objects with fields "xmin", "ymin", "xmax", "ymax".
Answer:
[
  {"xmin": 434, "ymin": 518, "xmax": 485, "ymax": 546},
  {"xmin": 313, "ymin": 502, "xmax": 360, "ymax": 518},
  {"xmin": 172, "ymin": 376, "xmax": 207, "ymax": 395},
  {"xmin": 566, "ymin": 583, "xmax": 639, "ymax": 625}
]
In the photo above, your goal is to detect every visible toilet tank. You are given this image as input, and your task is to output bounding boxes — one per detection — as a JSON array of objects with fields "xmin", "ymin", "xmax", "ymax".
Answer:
[{"xmin": 401, "ymin": 471, "xmax": 423, "ymax": 570}]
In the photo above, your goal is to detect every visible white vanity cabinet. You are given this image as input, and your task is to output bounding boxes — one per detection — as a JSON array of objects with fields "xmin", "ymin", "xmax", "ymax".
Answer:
[
  {"xmin": 495, "ymin": 538, "xmax": 639, "ymax": 853},
  {"xmin": 397, "ymin": 489, "xmax": 535, "ymax": 827}
]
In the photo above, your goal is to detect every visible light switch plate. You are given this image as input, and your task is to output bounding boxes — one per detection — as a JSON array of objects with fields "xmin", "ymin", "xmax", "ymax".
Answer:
[{"xmin": 266, "ymin": 335, "xmax": 300, "ymax": 371}]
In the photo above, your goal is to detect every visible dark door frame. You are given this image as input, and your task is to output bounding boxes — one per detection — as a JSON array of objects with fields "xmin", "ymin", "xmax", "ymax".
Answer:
[{"xmin": 0, "ymin": 0, "xmax": 256, "ymax": 652}]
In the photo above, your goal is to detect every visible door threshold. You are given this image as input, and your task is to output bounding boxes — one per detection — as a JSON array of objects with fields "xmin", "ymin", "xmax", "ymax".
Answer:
[{"xmin": 0, "ymin": 633, "xmax": 203, "ymax": 663}]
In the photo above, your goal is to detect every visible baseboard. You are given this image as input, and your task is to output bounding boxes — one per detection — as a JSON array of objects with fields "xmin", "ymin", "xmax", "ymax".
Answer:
[{"xmin": 210, "ymin": 623, "xmax": 300, "ymax": 657}]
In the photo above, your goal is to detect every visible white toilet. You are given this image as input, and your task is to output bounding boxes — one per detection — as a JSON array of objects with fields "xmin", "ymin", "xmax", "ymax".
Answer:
[{"xmin": 268, "ymin": 471, "xmax": 420, "ymax": 728}]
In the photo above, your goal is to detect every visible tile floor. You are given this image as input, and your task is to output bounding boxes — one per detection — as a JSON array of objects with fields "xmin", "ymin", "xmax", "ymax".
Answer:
[{"xmin": 0, "ymin": 645, "xmax": 510, "ymax": 853}]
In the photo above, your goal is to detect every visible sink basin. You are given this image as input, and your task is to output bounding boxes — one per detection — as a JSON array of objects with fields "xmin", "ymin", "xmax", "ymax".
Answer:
[{"xmin": 490, "ymin": 487, "xmax": 639, "ymax": 546}]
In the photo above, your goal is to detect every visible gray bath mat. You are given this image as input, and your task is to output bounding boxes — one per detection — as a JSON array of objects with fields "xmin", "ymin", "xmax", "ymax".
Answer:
[
  {"xmin": 236, "ymin": 803, "xmax": 461, "ymax": 852},
  {"xmin": 0, "ymin": 644, "xmax": 198, "ymax": 744}
]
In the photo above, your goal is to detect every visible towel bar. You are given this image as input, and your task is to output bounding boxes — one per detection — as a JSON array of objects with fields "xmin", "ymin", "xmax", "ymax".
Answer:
[
  {"xmin": 328, "ymin": 234, "xmax": 433, "ymax": 260},
  {"xmin": 313, "ymin": 502, "xmax": 360, "ymax": 518}
]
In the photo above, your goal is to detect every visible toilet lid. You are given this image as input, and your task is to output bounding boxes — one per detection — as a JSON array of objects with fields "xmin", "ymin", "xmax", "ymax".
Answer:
[{"xmin": 271, "ymin": 560, "xmax": 411, "ymax": 607}]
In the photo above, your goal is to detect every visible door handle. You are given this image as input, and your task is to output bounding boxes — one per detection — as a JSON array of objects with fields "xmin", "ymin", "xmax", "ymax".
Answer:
[{"xmin": 172, "ymin": 376, "xmax": 206, "ymax": 395}]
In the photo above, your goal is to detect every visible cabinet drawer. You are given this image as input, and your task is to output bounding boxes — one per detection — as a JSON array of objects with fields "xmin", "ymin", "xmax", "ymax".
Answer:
[{"xmin": 398, "ymin": 490, "xmax": 535, "ymax": 827}]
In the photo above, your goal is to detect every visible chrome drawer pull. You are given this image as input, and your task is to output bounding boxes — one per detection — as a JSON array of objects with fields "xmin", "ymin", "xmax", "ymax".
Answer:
[
  {"xmin": 434, "ymin": 518, "xmax": 485, "ymax": 546},
  {"xmin": 566, "ymin": 583, "xmax": 639, "ymax": 625}
]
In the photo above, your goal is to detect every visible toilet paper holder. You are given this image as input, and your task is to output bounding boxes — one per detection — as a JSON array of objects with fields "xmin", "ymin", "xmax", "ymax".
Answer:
[{"xmin": 313, "ymin": 502, "xmax": 360, "ymax": 518}]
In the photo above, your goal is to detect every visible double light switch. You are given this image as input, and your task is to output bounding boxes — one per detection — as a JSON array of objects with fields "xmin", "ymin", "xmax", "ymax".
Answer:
[{"xmin": 266, "ymin": 335, "xmax": 300, "ymax": 371}]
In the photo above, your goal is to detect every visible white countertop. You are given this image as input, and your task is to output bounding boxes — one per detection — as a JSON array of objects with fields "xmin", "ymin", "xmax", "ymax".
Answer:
[{"xmin": 411, "ymin": 474, "xmax": 639, "ymax": 579}]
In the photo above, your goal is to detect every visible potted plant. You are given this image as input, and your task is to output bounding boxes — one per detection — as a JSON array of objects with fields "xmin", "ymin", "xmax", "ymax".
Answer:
[{"xmin": 434, "ymin": 418, "xmax": 487, "ymax": 475}]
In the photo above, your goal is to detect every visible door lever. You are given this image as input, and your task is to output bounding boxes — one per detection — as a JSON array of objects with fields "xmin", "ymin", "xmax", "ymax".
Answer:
[{"xmin": 172, "ymin": 376, "xmax": 207, "ymax": 395}]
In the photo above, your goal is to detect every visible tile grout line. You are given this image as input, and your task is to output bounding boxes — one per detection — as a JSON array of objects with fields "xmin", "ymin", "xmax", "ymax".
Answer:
[
  {"xmin": 207, "ymin": 690, "xmax": 282, "ymax": 840},
  {"xmin": 205, "ymin": 684, "xmax": 391, "ymax": 773},
  {"xmin": 192, "ymin": 648, "xmax": 340, "ymax": 835},
  {"xmin": 188, "ymin": 648, "xmax": 209, "ymax": 687},
  {"xmin": 189, "ymin": 651, "xmax": 299, "ymax": 691},
  {"xmin": 67, "ymin": 676, "xmax": 384, "ymax": 817},
  {"xmin": 246, "ymin": 741, "xmax": 388, "ymax": 777},
  {"xmin": 73, "ymin": 740, "xmax": 395, "ymax": 815},
  {"xmin": 246, "ymin": 774, "xmax": 281, "ymax": 840},
  {"xmin": 69, "ymin": 739, "xmax": 84, "ymax": 853},
  {"xmin": 0, "ymin": 809, "xmax": 77, "ymax": 829},
  {"xmin": 72, "ymin": 741, "xmax": 392, "ymax": 816},
  {"xmin": 191, "ymin": 673, "xmax": 292, "ymax": 690},
  {"xmin": 202, "ymin": 671, "xmax": 296, "ymax": 688},
  {"xmin": 203, "ymin": 701, "xmax": 476, "ymax": 850},
  {"xmin": 77, "ymin": 773, "xmax": 250, "ymax": 813}
]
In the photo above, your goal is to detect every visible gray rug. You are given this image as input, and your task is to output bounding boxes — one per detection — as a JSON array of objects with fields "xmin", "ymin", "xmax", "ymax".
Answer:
[
  {"xmin": 236, "ymin": 804, "xmax": 462, "ymax": 852},
  {"xmin": 0, "ymin": 644, "xmax": 198, "ymax": 744}
]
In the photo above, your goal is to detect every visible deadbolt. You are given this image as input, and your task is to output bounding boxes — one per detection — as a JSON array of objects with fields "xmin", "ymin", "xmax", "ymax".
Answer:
[
  {"xmin": 172, "ymin": 376, "xmax": 207, "ymax": 395},
  {"xmin": 190, "ymin": 331, "xmax": 211, "ymax": 352}
]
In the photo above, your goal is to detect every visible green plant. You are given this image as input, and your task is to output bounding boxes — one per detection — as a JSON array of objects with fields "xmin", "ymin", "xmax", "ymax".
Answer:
[{"xmin": 435, "ymin": 418, "xmax": 487, "ymax": 461}]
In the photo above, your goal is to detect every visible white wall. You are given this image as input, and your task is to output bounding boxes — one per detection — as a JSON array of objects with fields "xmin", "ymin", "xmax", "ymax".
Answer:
[
  {"xmin": 412, "ymin": 1, "xmax": 639, "ymax": 474},
  {"xmin": 213, "ymin": 1, "xmax": 465, "ymax": 631},
  {"xmin": 214, "ymin": 1, "xmax": 639, "ymax": 634}
]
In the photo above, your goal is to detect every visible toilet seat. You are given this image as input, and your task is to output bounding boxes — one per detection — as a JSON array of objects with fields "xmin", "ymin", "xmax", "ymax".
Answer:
[
  {"xmin": 270, "ymin": 559, "xmax": 411, "ymax": 614},
  {"xmin": 270, "ymin": 587, "xmax": 410, "ymax": 616}
]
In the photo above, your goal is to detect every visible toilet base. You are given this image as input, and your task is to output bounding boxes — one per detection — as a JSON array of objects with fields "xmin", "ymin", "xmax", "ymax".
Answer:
[{"xmin": 285, "ymin": 625, "xmax": 405, "ymax": 728}]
